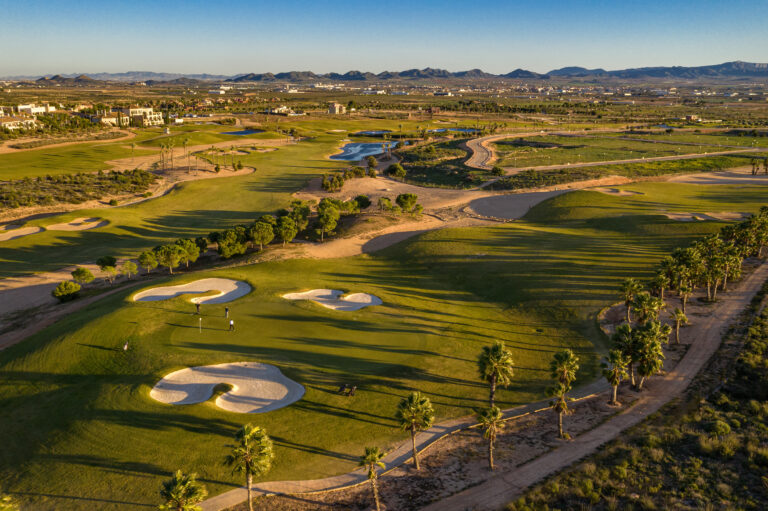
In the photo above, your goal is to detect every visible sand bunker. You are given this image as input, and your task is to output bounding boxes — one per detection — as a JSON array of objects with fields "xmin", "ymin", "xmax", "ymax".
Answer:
[
  {"xmin": 133, "ymin": 278, "xmax": 251, "ymax": 304},
  {"xmin": 593, "ymin": 188, "xmax": 643, "ymax": 196},
  {"xmin": 282, "ymin": 289, "xmax": 383, "ymax": 311},
  {"xmin": 150, "ymin": 362, "xmax": 304, "ymax": 413},
  {"xmin": 0, "ymin": 226, "xmax": 44, "ymax": 242},
  {"xmin": 664, "ymin": 212, "xmax": 707, "ymax": 222},
  {"xmin": 663, "ymin": 211, "xmax": 748, "ymax": 222},
  {"xmin": 46, "ymin": 217, "xmax": 108, "ymax": 231}
]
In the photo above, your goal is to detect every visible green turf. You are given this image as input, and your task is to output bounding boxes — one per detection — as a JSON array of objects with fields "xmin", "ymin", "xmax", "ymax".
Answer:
[
  {"xmin": 1, "ymin": 183, "xmax": 766, "ymax": 510},
  {"xmin": 492, "ymin": 135, "xmax": 726, "ymax": 168},
  {"xmin": 0, "ymin": 135, "xmax": 348, "ymax": 277},
  {"xmin": 0, "ymin": 140, "xmax": 157, "ymax": 180}
]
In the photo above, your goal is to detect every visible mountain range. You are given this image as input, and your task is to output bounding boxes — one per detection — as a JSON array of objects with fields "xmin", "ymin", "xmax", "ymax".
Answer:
[{"xmin": 4, "ymin": 62, "xmax": 767, "ymax": 83}]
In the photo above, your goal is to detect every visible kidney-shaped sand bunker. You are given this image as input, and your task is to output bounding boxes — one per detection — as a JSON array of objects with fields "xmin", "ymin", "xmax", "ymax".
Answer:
[
  {"xmin": 150, "ymin": 362, "xmax": 305, "ymax": 413},
  {"xmin": 133, "ymin": 278, "xmax": 251, "ymax": 304}
]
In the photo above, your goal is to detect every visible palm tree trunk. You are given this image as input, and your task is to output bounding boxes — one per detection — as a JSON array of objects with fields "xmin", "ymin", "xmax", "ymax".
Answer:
[
  {"xmin": 411, "ymin": 428, "xmax": 419, "ymax": 470},
  {"xmin": 625, "ymin": 301, "xmax": 631, "ymax": 323},
  {"xmin": 723, "ymin": 271, "xmax": 729, "ymax": 291},
  {"xmin": 638, "ymin": 376, "xmax": 646, "ymax": 391},
  {"xmin": 706, "ymin": 282, "xmax": 712, "ymax": 301},
  {"xmin": 660, "ymin": 286, "xmax": 665, "ymax": 302},
  {"xmin": 629, "ymin": 363, "xmax": 635, "ymax": 387},
  {"xmin": 558, "ymin": 411, "xmax": 564, "ymax": 438},
  {"xmin": 611, "ymin": 384, "xmax": 618, "ymax": 405},
  {"xmin": 371, "ymin": 478, "xmax": 381, "ymax": 511},
  {"xmin": 675, "ymin": 323, "xmax": 681, "ymax": 344},
  {"xmin": 247, "ymin": 473, "xmax": 253, "ymax": 511},
  {"xmin": 489, "ymin": 375, "xmax": 496, "ymax": 407},
  {"xmin": 488, "ymin": 439, "xmax": 495, "ymax": 470}
]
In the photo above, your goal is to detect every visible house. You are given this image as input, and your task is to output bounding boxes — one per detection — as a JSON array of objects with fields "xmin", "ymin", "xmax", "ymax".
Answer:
[
  {"xmin": 17, "ymin": 103, "xmax": 56, "ymax": 115},
  {"xmin": 91, "ymin": 114, "xmax": 130, "ymax": 127},
  {"xmin": 265, "ymin": 105, "xmax": 295, "ymax": 115},
  {"xmin": 0, "ymin": 116, "xmax": 37, "ymax": 130},
  {"xmin": 208, "ymin": 90, "xmax": 226, "ymax": 95},
  {"xmin": 328, "ymin": 102, "xmax": 346, "ymax": 115},
  {"xmin": 119, "ymin": 107, "xmax": 164, "ymax": 127}
]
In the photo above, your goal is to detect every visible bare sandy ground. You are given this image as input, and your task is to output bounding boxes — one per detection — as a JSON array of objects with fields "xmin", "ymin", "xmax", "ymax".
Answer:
[
  {"xmin": 282, "ymin": 289, "xmax": 382, "ymax": 311},
  {"xmin": 664, "ymin": 211, "xmax": 749, "ymax": 222},
  {"xmin": 668, "ymin": 167, "xmax": 768, "ymax": 185},
  {"xmin": 150, "ymin": 362, "xmax": 305, "ymax": 414},
  {"xmin": 0, "ymin": 226, "xmax": 43, "ymax": 241},
  {"xmin": 46, "ymin": 217, "xmax": 108, "ymax": 231},
  {"xmin": 133, "ymin": 278, "xmax": 251, "ymax": 304}
]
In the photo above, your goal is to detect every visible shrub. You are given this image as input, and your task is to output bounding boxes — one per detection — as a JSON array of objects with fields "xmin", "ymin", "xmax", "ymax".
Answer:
[
  {"xmin": 387, "ymin": 163, "xmax": 406, "ymax": 179},
  {"xmin": 354, "ymin": 195, "xmax": 371, "ymax": 209},
  {"xmin": 71, "ymin": 266, "xmax": 95, "ymax": 284},
  {"xmin": 52, "ymin": 281, "xmax": 81, "ymax": 302},
  {"xmin": 108, "ymin": 199, "xmax": 119, "ymax": 206}
]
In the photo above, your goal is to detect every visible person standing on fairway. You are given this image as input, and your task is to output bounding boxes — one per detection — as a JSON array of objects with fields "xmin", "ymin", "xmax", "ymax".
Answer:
[
  {"xmin": 196, "ymin": 303, "xmax": 200, "ymax": 315},
  {"xmin": 229, "ymin": 319, "xmax": 234, "ymax": 331},
  {"xmin": 225, "ymin": 307, "xmax": 229, "ymax": 318}
]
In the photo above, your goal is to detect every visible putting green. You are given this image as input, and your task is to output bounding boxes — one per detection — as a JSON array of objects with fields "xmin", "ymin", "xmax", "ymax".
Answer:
[{"xmin": 2, "ymin": 182, "xmax": 764, "ymax": 509}]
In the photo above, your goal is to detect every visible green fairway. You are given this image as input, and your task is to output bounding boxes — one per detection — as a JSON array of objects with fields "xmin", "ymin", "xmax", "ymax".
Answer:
[
  {"xmin": 0, "ymin": 139, "xmax": 157, "ymax": 180},
  {"xmin": 492, "ymin": 135, "xmax": 725, "ymax": 168},
  {"xmin": 0, "ymin": 135, "xmax": 347, "ymax": 277},
  {"xmin": 1, "ymin": 182, "xmax": 765, "ymax": 510}
]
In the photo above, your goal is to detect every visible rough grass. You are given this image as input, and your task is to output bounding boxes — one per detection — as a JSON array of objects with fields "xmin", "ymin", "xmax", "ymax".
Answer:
[
  {"xmin": 1, "ymin": 185, "xmax": 765, "ymax": 509},
  {"xmin": 492, "ymin": 134, "xmax": 725, "ymax": 168}
]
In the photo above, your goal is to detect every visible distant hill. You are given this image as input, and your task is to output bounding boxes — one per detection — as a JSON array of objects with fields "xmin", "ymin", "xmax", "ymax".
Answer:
[
  {"xmin": 5, "ymin": 62, "xmax": 768, "ymax": 84},
  {"xmin": 504, "ymin": 69, "xmax": 550, "ymax": 79}
]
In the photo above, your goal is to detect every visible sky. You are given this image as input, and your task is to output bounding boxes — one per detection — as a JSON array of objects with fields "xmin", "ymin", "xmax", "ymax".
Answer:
[{"xmin": 1, "ymin": 0, "xmax": 767, "ymax": 77}]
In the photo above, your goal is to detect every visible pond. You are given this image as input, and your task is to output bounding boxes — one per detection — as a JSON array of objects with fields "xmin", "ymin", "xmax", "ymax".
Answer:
[
  {"xmin": 330, "ymin": 141, "xmax": 400, "ymax": 161},
  {"xmin": 427, "ymin": 128, "xmax": 479, "ymax": 133},
  {"xmin": 222, "ymin": 129, "xmax": 265, "ymax": 136}
]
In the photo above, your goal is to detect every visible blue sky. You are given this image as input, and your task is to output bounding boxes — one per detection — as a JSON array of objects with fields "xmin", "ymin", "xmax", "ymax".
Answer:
[{"xmin": 1, "ymin": 0, "xmax": 766, "ymax": 76}]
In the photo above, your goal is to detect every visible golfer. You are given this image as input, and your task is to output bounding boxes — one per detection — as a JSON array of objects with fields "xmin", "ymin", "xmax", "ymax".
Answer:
[
  {"xmin": 225, "ymin": 307, "xmax": 230, "ymax": 318},
  {"xmin": 229, "ymin": 319, "xmax": 235, "ymax": 331},
  {"xmin": 196, "ymin": 303, "xmax": 201, "ymax": 315}
]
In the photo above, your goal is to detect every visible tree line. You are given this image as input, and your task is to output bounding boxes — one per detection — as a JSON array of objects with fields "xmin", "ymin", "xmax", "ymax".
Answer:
[{"xmin": 603, "ymin": 206, "xmax": 768, "ymax": 409}]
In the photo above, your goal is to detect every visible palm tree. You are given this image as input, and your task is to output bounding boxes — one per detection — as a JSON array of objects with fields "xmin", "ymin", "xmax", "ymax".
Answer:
[
  {"xmin": 183, "ymin": 137, "xmax": 190, "ymax": 172},
  {"xmin": 632, "ymin": 291, "xmax": 664, "ymax": 323},
  {"xmin": 477, "ymin": 341, "xmax": 515, "ymax": 407},
  {"xmin": 672, "ymin": 308, "xmax": 688, "ymax": 344},
  {"xmin": 225, "ymin": 424, "xmax": 274, "ymax": 511},
  {"xmin": 359, "ymin": 446, "xmax": 386, "ymax": 511},
  {"xmin": 601, "ymin": 349, "xmax": 629, "ymax": 405},
  {"xmin": 679, "ymin": 282, "xmax": 693, "ymax": 313},
  {"xmin": 547, "ymin": 382, "xmax": 572, "ymax": 439},
  {"xmin": 551, "ymin": 349, "xmax": 579, "ymax": 388},
  {"xmin": 158, "ymin": 470, "xmax": 207, "ymax": 511},
  {"xmin": 650, "ymin": 273, "xmax": 670, "ymax": 301},
  {"xmin": 548, "ymin": 349, "xmax": 579, "ymax": 439},
  {"xmin": 620, "ymin": 277, "xmax": 643, "ymax": 323},
  {"xmin": 395, "ymin": 391, "xmax": 435, "ymax": 470},
  {"xmin": 635, "ymin": 325, "xmax": 667, "ymax": 391},
  {"xmin": 476, "ymin": 406, "xmax": 504, "ymax": 470}
]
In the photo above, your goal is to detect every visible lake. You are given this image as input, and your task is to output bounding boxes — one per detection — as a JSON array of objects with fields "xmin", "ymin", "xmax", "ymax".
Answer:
[{"xmin": 222, "ymin": 129, "xmax": 265, "ymax": 136}]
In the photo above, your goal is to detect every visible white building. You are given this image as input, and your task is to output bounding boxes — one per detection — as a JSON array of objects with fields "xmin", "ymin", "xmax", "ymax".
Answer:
[
  {"xmin": 208, "ymin": 90, "xmax": 226, "ymax": 95},
  {"xmin": 0, "ymin": 116, "xmax": 37, "ymax": 130},
  {"xmin": 328, "ymin": 102, "xmax": 346, "ymax": 115},
  {"xmin": 17, "ymin": 103, "xmax": 56, "ymax": 115},
  {"xmin": 119, "ymin": 107, "xmax": 164, "ymax": 127}
]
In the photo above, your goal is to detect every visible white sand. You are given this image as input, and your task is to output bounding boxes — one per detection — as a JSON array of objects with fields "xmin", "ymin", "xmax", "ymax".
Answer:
[
  {"xmin": 0, "ymin": 226, "xmax": 44, "ymax": 242},
  {"xmin": 664, "ymin": 212, "xmax": 706, "ymax": 222},
  {"xmin": 46, "ymin": 217, "xmax": 108, "ymax": 231},
  {"xmin": 150, "ymin": 362, "xmax": 304, "ymax": 413},
  {"xmin": 282, "ymin": 289, "xmax": 383, "ymax": 311},
  {"xmin": 133, "ymin": 278, "xmax": 252, "ymax": 304}
]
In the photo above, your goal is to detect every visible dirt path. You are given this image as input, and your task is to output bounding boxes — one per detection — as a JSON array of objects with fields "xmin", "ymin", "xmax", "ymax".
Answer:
[
  {"xmin": 423, "ymin": 262, "xmax": 768, "ymax": 511},
  {"xmin": 464, "ymin": 131, "xmax": 768, "ymax": 173}
]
